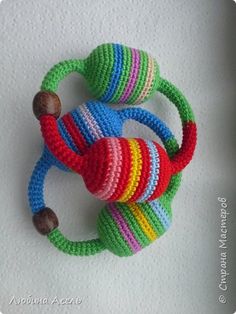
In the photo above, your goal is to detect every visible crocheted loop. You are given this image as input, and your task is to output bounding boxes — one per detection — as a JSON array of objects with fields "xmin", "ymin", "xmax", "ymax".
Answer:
[{"xmin": 47, "ymin": 229, "xmax": 106, "ymax": 256}]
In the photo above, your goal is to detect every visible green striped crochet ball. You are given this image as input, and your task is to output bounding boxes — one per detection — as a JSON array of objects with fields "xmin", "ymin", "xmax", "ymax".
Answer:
[
  {"xmin": 84, "ymin": 43, "xmax": 160, "ymax": 104},
  {"xmin": 97, "ymin": 199, "xmax": 172, "ymax": 257}
]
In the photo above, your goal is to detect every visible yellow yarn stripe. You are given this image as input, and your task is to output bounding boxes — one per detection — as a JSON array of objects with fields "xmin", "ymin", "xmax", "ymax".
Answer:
[
  {"xmin": 119, "ymin": 139, "xmax": 142, "ymax": 202},
  {"xmin": 130, "ymin": 203, "xmax": 157, "ymax": 241}
]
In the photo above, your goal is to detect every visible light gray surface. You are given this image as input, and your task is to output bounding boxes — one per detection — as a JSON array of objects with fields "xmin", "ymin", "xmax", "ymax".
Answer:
[{"xmin": 0, "ymin": 0, "xmax": 235, "ymax": 313}]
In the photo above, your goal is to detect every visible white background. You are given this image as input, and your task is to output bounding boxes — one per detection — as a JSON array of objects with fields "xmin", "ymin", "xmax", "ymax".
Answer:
[{"xmin": 0, "ymin": 1, "xmax": 235, "ymax": 313}]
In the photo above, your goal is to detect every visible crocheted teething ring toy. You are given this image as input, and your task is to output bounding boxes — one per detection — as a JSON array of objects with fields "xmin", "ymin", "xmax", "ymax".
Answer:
[{"xmin": 28, "ymin": 42, "xmax": 197, "ymax": 256}]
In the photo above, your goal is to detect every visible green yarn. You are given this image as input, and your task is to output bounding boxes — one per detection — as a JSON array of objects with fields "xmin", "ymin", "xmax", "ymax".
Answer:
[
  {"xmin": 41, "ymin": 59, "xmax": 85, "ymax": 93},
  {"xmin": 143, "ymin": 62, "xmax": 160, "ymax": 103},
  {"xmin": 141, "ymin": 202, "xmax": 166, "ymax": 237},
  {"xmin": 97, "ymin": 207, "xmax": 133, "ymax": 257},
  {"xmin": 84, "ymin": 43, "xmax": 115, "ymax": 100},
  {"xmin": 47, "ymin": 228, "xmax": 105, "ymax": 256},
  {"xmin": 158, "ymin": 78, "xmax": 195, "ymax": 123}
]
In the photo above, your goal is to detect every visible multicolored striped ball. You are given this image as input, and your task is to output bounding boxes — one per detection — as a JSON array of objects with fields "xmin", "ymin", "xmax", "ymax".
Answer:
[
  {"xmin": 84, "ymin": 43, "xmax": 160, "ymax": 104},
  {"xmin": 81, "ymin": 137, "xmax": 172, "ymax": 202},
  {"xmin": 46, "ymin": 101, "xmax": 124, "ymax": 169}
]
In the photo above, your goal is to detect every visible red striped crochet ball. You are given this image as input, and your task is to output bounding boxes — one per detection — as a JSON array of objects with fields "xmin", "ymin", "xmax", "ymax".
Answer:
[{"xmin": 80, "ymin": 137, "xmax": 172, "ymax": 203}]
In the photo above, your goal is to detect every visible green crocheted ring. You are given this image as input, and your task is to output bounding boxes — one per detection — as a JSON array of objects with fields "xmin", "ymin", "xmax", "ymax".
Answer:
[{"xmin": 41, "ymin": 43, "xmax": 160, "ymax": 104}]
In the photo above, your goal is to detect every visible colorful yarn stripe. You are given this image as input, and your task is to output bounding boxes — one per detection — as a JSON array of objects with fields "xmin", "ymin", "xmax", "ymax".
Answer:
[
  {"xmin": 95, "ymin": 138, "xmax": 122, "ymax": 200},
  {"xmin": 136, "ymin": 55, "xmax": 155, "ymax": 103},
  {"xmin": 119, "ymin": 48, "xmax": 140, "ymax": 102},
  {"xmin": 129, "ymin": 203, "xmax": 157, "ymax": 242},
  {"xmin": 149, "ymin": 200, "xmax": 171, "ymax": 230},
  {"xmin": 127, "ymin": 139, "xmax": 151, "ymax": 202},
  {"xmin": 137, "ymin": 140, "xmax": 160, "ymax": 201},
  {"xmin": 108, "ymin": 203, "xmax": 142, "ymax": 253},
  {"xmin": 118, "ymin": 139, "xmax": 143, "ymax": 202},
  {"xmin": 58, "ymin": 119, "xmax": 79, "ymax": 153},
  {"xmin": 62, "ymin": 113, "xmax": 88, "ymax": 153},
  {"xmin": 70, "ymin": 109, "xmax": 94, "ymax": 145},
  {"xmin": 100, "ymin": 44, "xmax": 124, "ymax": 102},
  {"xmin": 110, "ymin": 45, "xmax": 132, "ymax": 103},
  {"xmin": 79, "ymin": 103, "xmax": 104, "ymax": 140}
]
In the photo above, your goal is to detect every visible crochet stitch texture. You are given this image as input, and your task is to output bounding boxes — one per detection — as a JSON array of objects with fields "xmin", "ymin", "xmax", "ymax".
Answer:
[{"xmin": 28, "ymin": 43, "xmax": 197, "ymax": 257}]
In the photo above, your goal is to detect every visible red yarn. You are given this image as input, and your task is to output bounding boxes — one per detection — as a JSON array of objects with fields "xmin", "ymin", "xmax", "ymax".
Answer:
[
  {"xmin": 170, "ymin": 122, "xmax": 197, "ymax": 174},
  {"xmin": 40, "ymin": 115, "xmax": 83, "ymax": 173},
  {"xmin": 148, "ymin": 142, "xmax": 172, "ymax": 201},
  {"xmin": 62, "ymin": 113, "xmax": 88, "ymax": 153}
]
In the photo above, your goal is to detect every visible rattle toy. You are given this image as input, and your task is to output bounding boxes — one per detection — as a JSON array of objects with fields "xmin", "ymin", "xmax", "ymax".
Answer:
[{"xmin": 28, "ymin": 42, "xmax": 197, "ymax": 256}]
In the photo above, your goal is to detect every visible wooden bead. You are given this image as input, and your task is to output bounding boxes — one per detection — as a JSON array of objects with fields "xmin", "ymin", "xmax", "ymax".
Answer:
[
  {"xmin": 32, "ymin": 91, "xmax": 61, "ymax": 119},
  {"xmin": 33, "ymin": 207, "xmax": 59, "ymax": 235}
]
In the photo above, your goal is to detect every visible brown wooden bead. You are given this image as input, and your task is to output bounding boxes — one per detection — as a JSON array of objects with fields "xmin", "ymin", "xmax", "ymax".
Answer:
[
  {"xmin": 32, "ymin": 91, "xmax": 61, "ymax": 119},
  {"xmin": 33, "ymin": 207, "xmax": 59, "ymax": 235}
]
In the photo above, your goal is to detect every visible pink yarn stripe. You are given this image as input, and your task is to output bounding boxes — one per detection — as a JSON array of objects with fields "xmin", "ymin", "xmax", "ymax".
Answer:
[
  {"xmin": 119, "ymin": 48, "xmax": 140, "ymax": 102},
  {"xmin": 109, "ymin": 203, "xmax": 142, "ymax": 253},
  {"xmin": 79, "ymin": 104, "xmax": 103, "ymax": 140},
  {"xmin": 95, "ymin": 138, "xmax": 122, "ymax": 200}
]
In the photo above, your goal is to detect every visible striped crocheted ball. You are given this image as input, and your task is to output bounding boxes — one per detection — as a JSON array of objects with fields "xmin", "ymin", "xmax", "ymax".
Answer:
[
  {"xmin": 84, "ymin": 43, "xmax": 160, "ymax": 104},
  {"xmin": 45, "ymin": 101, "xmax": 123, "ymax": 169},
  {"xmin": 97, "ymin": 200, "xmax": 171, "ymax": 256},
  {"xmin": 81, "ymin": 137, "xmax": 172, "ymax": 202}
]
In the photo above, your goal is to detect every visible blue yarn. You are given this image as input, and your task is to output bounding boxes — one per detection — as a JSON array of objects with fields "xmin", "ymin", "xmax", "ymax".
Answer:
[
  {"xmin": 149, "ymin": 200, "xmax": 171, "ymax": 231},
  {"xmin": 43, "ymin": 146, "xmax": 69, "ymax": 171},
  {"xmin": 119, "ymin": 107, "xmax": 174, "ymax": 142},
  {"xmin": 28, "ymin": 154, "xmax": 50, "ymax": 213},
  {"xmin": 58, "ymin": 119, "xmax": 79, "ymax": 153},
  {"xmin": 71, "ymin": 108, "xmax": 94, "ymax": 145},
  {"xmin": 101, "ymin": 44, "xmax": 123, "ymax": 102},
  {"xmin": 86, "ymin": 101, "xmax": 123, "ymax": 137},
  {"xmin": 138, "ymin": 141, "xmax": 160, "ymax": 202}
]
